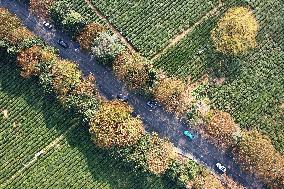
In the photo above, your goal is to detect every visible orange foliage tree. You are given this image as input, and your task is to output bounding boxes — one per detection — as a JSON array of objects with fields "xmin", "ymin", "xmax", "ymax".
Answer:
[
  {"xmin": 76, "ymin": 23, "xmax": 106, "ymax": 51},
  {"xmin": 89, "ymin": 100, "xmax": 144, "ymax": 148},
  {"xmin": 29, "ymin": 0, "xmax": 55, "ymax": 19},
  {"xmin": 17, "ymin": 45, "xmax": 43, "ymax": 78},
  {"xmin": 205, "ymin": 110, "xmax": 238, "ymax": 149},
  {"xmin": 153, "ymin": 76, "xmax": 188, "ymax": 114},
  {"xmin": 113, "ymin": 50, "xmax": 153, "ymax": 90},
  {"xmin": 233, "ymin": 130, "xmax": 284, "ymax": 188},
  {"xmin": 193, "ymin": 170, "xmax": 224, "ymax": 189}
]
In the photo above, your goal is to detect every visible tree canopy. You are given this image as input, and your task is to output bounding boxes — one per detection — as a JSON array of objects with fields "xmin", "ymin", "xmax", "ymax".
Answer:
[
  {"xmin": 51, "ymin": 60, "xmax": 82, "ymax": 96},
  {"xmin": 17, "ymin": 45, "xmax": 43, "ymax": 77},
  {"xmin": 91, "ymin": 32, "xmax": 124, "ymax": 64},
  {"xmin": 0, "ymin": 8, "xmax": 21, "ymax": 41},
  {"xmin": 205, "ymin": 110, "xmax": 238, "ymax": 149},
  {"xmin": 233, "ymin": 130, "xmax": 284, "ymax": 188},
  {"xmin": 121, "ymin": 133, "xmax": 175, "ymax": 175},
  {"xmin": 153, "ymin": 76, "xmax": 187, "ymax": 114},
  {"xmin": 211, "ymin": 7, "xmax": 259, "ymax": 55},
  {"xmin": 113, "ymin": 50, "xmax": 153, "ymax": 90},
  {"xmin": 89, "ymin": 100, "xmax": 144, "ymax": 148},
  {"xmin": 77, "ymin": 23, "xmax": 106, "ymax": 51},
  {"xmin": 30, "ymin": 0, "xmax": 55, "ymax": 19}
]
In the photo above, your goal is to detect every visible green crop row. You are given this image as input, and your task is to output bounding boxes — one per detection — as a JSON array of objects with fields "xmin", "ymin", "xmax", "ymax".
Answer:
[{"xmin": 209, "ymin": 41, "xmax": 284, "ymax": 154}]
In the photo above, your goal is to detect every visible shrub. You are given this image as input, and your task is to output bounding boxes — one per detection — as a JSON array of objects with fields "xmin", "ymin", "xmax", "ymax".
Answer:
[
  {"xmin": 113, "ymin": 50, "xmax": 154, "ymax": 90},
  {"xmin": 205, "ymin": 110, "xmax": 238, "ymax": 149},
  {"xmin": 30, "ymin": 0, "xmax": 55, "ymax": 19},
  {"xmin": 153, "ymin": 77, "xmax": 186, "ymax": 113},
  {"xmin": 211, "ymin": 7, "xmax": 259, "ymax": 55},
  {"xmin": 232, "ymin": 130, "xmax": 284, "ymax": 189},
  {"xmin": 49, "ymin": 1, "xmax": 85, "ymax": 37},
  {"xmin": 166, "ymin": 156, "xmax": 200, "ymax": 187},
  {"xmin": 49, "ymin": 0, "xmax": 70, "ymax": 27},
  {"xmin": 89, "ymin": 100, "xmax": 144, "ymax": 148},
  {"xmin": 91, "ymin": 32, "xmax": 124, "ymax": 64},
  {"xmin": 77, "ymin": 23, "xmax": 106, "ymax": 51}
]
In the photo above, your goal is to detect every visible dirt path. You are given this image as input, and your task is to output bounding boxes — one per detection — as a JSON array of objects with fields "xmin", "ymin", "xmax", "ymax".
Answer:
[
  {"xmin": 84, "ymin": 0, "xmax": 136, "ymax": 52},
  {"xmin": 151, "ymin": 2, "xmax": 224, "ymax": 61}
]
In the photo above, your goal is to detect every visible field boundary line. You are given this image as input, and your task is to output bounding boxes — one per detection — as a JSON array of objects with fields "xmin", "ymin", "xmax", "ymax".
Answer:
[
  {"xmin": 1, "ymin": 125, "xmax": 77, "ymax": 188},
  {"xmin": 84, "ymin": 0, "xmax": 137, "ymax": 53},
  {"xmin": 151, "ymin": 1, "xmax": 224, "ymax": 61}
]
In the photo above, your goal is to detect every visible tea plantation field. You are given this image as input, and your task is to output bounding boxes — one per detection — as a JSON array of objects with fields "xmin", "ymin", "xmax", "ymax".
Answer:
[
  {"xmin": 87, "ymin": 0, "xmax": 220, "ymax": 57},
  {"xmin": 0, "ymin": 62, "xmax": 178, "ymax": 189}
]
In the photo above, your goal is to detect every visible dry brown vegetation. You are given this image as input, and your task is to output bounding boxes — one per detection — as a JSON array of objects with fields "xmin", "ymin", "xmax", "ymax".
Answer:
[{"xmin": 233, "ymin": 130, "xmax": 284, "ymax": 189}]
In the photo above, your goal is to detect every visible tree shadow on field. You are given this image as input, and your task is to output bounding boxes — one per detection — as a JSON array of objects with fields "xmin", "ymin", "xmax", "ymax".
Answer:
[
  {"xmin": 0, "ymin": 57, "xmax": 71, "ymax": 133},
  {"xmin": 203, "ymin": 42, "xmax": 242, "ymax": 83}
]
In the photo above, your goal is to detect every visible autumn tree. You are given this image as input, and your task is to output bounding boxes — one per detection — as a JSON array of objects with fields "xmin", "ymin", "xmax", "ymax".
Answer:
[
  {"xmin": 91, "ymin": 32, "xmax": 124, "ymax": 64},
  {"xmin": 0, "ymin": 8, "xmax": 21, "ymax": 41},
  {"xmin": 205, "ymin": 110, "xmax": 238, "ymax": 149},
  {"xmin": 119, "ymin": 133, "xmax": 175, "ymax": 175},
  {"xmin": 153, "ymin": 76, "xmax": 188, "ymax": 114},
  {"xmin": 7, "ymin": 27, "xmax": 36, "ymax": 46},
  {"xmin": 63, "ymin": 74, "xmax": 100, "ymax": 121},
  {"xmin": 193, "ymin": 170, "xmax": 224, "ymax": 189},
  {"xmin": 211, "ymin": 7, "xmax": 259, "ymax": 55},
  {"xmin": 113, "ymin": 50, "xmax": 154, "ymax": 90},
  {"xmin": 17, "ymin": 45, "xmax": 43, "ymax": 77},
  {"xmin": 30, "ymin": 0, "xmax": 55, "ymax": 19},
  {"xmin": 233, "ymin": 130, "xmax": 284, "ymax": 188},
  {"xmin": 77, "ymin": 23, "xmax": 106, "ymax": 51},
  {"xmin": 89, "ymin": 100, "xmax": 144, "ymax": 148},
  {"xmin": 51, "ymin": 59, "xmax": 82, "ymax": 96}
]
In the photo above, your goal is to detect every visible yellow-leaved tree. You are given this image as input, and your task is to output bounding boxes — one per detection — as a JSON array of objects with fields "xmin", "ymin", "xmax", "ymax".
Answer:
[
  {"xmin": 89, "ymin": 100, "xmax": 144, "ymax": 148},
  {"xmin": 211, "ymin": 7, "xmax": 259, "ymax": 55}
]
